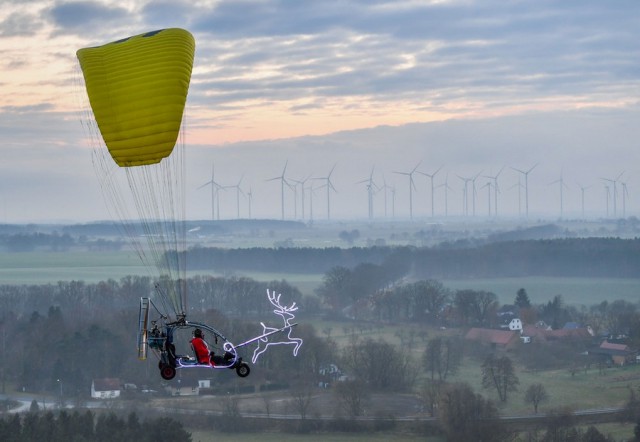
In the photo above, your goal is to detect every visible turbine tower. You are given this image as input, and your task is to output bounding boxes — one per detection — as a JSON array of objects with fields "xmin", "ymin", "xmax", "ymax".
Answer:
[
  {"xmin": 357, "ymin": 167, "xmax": 378, "ymax": 219},
  {"xmin": 436, "ymin": 173, "xmax": 452, "ymax": 217},
  {"xmin": 307, "ymin": 182, "xmax": 317, "ymax": 222},
  {"xmin": 509, "ymin": 177, "xmax": 524, "ymax": 217},
  {"xmin": 576, "ymin": 182, "xmax": 590, "ymax": 219},
  {"xmin": 480, "ymin": 181, "xmax": 492, "ymax": 216},
  {"xmin": 394, "ymin": 161, "xmax": 421, "ymax": 219},
  {"xmin": 549, "ymin": 172, "xmax": 568, "ymax": 219},
  {"xmin": 266, "ymin": 161, "xmax": 290, "ymax": 220},
  {"xmin": 292, "ymin": 175, "xmax": 312, "ymax": 220},
  {"xmin": 601, "ymin": 171, "xmax": 624, "ymax": 218},
  {"xmin": 224, "ymin": 175, "xmax": 245, "ymax": 219},
  {"xmin": 418, "ymin": 165, "xmax": 443, "ymax": 217},
  {"xmin": 621, "ymin": 181, "xmax": 629, "ymax": 218},
  {"xmin": 456, "ymin": 174, "xmax": 472, "ymax": 216},
  {"xmin": 470, "ymin": 171, "xmax": 483, "ymax": 216},
  {"xmin": 512, "ymin": 164, "xmax": 537, "ymax": 218},
  {"xmin": 314, "ymin": 164, "xmax": 337, "ymax": 220},
  {"xmin": 483, "ymin": 166, "xmax": 504, "ymax": 217},
  {"xmin": 197, "ymin": 162, "xmax": 224, "ymax": 220},
  {"xmin": 381, "ymin": 175, "xmax": 390, "ymax": 218}
]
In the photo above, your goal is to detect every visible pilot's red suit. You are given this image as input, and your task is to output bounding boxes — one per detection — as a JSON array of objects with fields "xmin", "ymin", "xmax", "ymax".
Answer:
[{"xmin": 190, "ymin": 337, "xmax": 213, "ymax": 365}]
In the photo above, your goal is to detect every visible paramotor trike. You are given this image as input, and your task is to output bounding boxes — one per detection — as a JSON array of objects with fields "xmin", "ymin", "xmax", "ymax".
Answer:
[{"xmin": 138, "ymin": 297, "xmax": 297, "ymax": 381}]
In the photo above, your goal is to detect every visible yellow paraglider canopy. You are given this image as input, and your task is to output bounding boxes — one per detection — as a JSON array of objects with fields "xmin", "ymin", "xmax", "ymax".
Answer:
[{"xmin": 77, "ymin": 28, "xmax": 195, "ymax": 167}]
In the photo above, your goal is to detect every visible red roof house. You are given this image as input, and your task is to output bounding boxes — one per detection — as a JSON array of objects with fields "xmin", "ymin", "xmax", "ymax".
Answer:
[{"xmin": 464, "ymin": 328, "xmax": 520, "ymax": 350}]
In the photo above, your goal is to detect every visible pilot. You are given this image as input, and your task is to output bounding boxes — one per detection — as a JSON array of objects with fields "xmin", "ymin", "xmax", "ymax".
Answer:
[{"xmin": 190, "ymin": 328, "xmax": 214, "ymax": 365}]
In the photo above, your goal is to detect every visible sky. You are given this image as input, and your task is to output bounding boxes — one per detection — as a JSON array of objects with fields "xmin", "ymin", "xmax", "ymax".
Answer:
[{"xmin": 1, "ymin": 0, "xmax": 639, "ymax": 223}]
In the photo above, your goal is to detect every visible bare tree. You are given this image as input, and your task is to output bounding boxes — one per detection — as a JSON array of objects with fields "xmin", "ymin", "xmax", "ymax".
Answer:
[
  {"xmin": 333, "ymin": 379, "xmax": 370, "ymax": 418},
  {"xmin": 481, "ymin": 354, "xmax": 519, "ymax": 402},
  {"xmin": 260, "ymin": 393, "xmax": 273, "ymax": 417},
  {"xmin": 419, "ymin": 379, "xmax": 443, "ymax": 417},
  {"xmin": 438, "ymin": 382, "xmax": 507, "ymax": 442},
  {"xmin": 524, "ymin": 383, "xmax": 549, "ymax": 414},
  {"xmin": 289, "ymin": 383, "xmax": 315, "ymax": 420},
  {"xmin": 341, "ymin": 337, "xmax": 417, "ymax": 391},
  {"xmin": 424, "ymin": 336, "xmax": 463, "ymax": 381},
  {"xmin": 454, "ymin": 289, "xmax": 499, "ymax": 326}
]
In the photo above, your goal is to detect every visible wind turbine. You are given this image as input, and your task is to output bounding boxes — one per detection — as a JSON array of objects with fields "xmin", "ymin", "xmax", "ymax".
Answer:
[
  {"xmin": 394, "ymin": 161, "xmax": 421, "ymax": 219},
  {"xmin": 483, "ymin": 166, "xmax": 504, "ymax": 217},
  {"xmin": 381, "ymin": 175, "xmax": 390, "ymax": 218},
  {"xmin": 509, "ymin": 177, "xmax": 524, "ymax": 217},
  {"xmin": 307, "ymin": 182, "xmax": 317, "ymax": 222},
  {"xmin": 456, "ymin": 174, "xmax": 472, "ymax": 216},
  {"xmin": 197, "ymin": 162, "xmax": 224, "ymax": 220},
  {"xmin": 470, "ymin": 171, "xmax": 483, "ymax": 216},
  {"xmin": 292, "ymin": 175, "xmax": 311, "ymax": 220},
  {"xmin": 314, "ymin": 164, "xmax": 337, "ymax": 220},
  {"xmin": 390, "ymin": 185, "xmax": 397, "ymax": 218},
  {"xmin": 247, "ymin": 188, "xmax": 253, "ymax": 219},
  {"xmin": 601, "ymin": 171, "xmax": 624, "ymax": 218},
  {"xmin": 436, "ymin": 173, "xmax": 452, "ymax": 217},
  {"xmin": 357, "ymin": 167, "xmax": 378, "ymax": 219},
  {"xmin": 576, "ymin": 183, "xmax": 591, "ymax": 219},
  {"xmin": 266, "ymin": 161, "xmax": 291, "ymax": 220},
  {"xmin": 512, "ymin": 164, "xmax": 537, "ymax": 218},
  {"xmin": 224, "ymin": 175, "xmax": 245, "ymax": 219},
  {"xmin": 418, "ymin": 165, "xmax": 443, "ymax": 217},
  {"xmin": 621, "ymin": 181, "xmax": 629, "ymax": 218},
  {"xmin": 549, "ymin": 173, "xmax": 568, "ymax": 219},
  {"xmin": 480, "ymin": 181, "xmax": 492, "ymax": 216}
]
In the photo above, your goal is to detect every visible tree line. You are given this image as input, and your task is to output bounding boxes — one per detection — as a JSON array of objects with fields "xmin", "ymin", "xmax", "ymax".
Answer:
[
  {"xmin": 0, "ymin": 410, "xmax": 190, "ymax": 442},
  {"xmin": 185, "ymin": 237, "xmax": 640, "ymax": 278}
]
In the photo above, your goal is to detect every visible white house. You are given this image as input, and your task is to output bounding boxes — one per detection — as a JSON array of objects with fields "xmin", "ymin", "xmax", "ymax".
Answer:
[
  {"xmin": 508, "ymin": 318, "xmax": 523, "ymax": 332},
  {"xmin": 91, "ymin": 378, "xmax": 121, "ymax": 399}
]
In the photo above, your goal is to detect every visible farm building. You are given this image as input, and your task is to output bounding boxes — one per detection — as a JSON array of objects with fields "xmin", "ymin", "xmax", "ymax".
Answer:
[
  {"xmin": 464, "ymin": 328, "xmax": 521, "ymax": 350},
  {"xmin": 589, "ymin": 340, "xmax": 637, "ymax": 366},
  {"xmin": 522, "ymin": 324, "xmax": 592, "ymax": 343},
  {"xmin": 91, "ymin": 378, "xmax": 121, "ymax": 399}
]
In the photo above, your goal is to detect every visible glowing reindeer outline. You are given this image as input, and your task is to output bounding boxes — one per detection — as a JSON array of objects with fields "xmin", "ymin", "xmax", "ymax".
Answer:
[{"xmin": 251, "ymin": 289, "xmax": 303, "ymax": 363}]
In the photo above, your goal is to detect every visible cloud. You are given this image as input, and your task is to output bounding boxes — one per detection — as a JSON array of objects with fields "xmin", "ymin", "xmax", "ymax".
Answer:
[
  {"xmin": 0, "ymin": 12, "xmax": 43, "ymax": 37},
  {"xmin": 48, "ymin": 1, "xmax": 131, "ymax": 34},
  {"xmin": 140, "ymin": 0, "xmax": 193, "ymax": 30},
  {"xmin": 182, "ymin": 0, "xmax": 640, "ymax": 126}
]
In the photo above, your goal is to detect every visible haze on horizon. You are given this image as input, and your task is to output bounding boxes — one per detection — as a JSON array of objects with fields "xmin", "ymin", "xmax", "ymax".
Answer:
[{"xmin": 1, "ymin": 1, "xmax": 639, "ymax": 223}]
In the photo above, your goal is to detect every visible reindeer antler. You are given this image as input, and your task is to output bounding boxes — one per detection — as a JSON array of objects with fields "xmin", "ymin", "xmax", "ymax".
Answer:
[{"xmin": 267, "ymin": 289, "xmax": 298, "ymax": 313}]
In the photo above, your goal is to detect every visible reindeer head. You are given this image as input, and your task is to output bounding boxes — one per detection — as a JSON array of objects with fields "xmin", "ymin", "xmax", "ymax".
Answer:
[{"xmin": 267, "ymin": 289, "xmax": 298, "ymax": 323}]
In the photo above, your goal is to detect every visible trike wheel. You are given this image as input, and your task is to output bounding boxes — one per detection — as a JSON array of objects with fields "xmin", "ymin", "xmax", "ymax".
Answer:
[
  {"xmin": 160, "ymin": 365, "xmax": 176, "ymax": 380},
  {"xmin": 235, "ymin": 362, "xmax": 250, "ymax": 378}
]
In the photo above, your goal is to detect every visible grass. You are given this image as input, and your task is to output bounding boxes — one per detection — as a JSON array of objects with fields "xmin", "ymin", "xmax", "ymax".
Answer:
[
  {"xmin": 445, "ymin": 356, "xmax": 640, "ymax": 415},
  {"xmin": 189, "ymin": 431, "xmax": 440, "ymax": 442},
  {"xmin": 0, "ymin": 250, "xmax": 148, "ymax": 284},
  {"xmin": 441, "ymin": 276, "xmax": 640, "ymax": 306}
]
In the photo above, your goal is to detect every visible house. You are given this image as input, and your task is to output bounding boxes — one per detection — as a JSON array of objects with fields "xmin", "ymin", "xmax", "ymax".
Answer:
[
  {"xmin": 165, "ymin": 378, "xmax": 200, "ymax": 396},
  {"xmin": 522, "ymin": 325, "xmax": 592, "ymax": 343},
  {"xmin": 91, "ymin": 378, "xmax": 121, "ymax": 399},
  {"xmin": 464, "ymin": 328, "xmax": 520, "ymax": 350},
  {"xmin": 590, "ymin": 340, "xmax": 637, "ymax": 366}
]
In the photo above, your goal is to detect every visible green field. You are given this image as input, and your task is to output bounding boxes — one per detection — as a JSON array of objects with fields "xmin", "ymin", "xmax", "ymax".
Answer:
[
  {"xmin": 0, "ymin": 251, "xmax": 638, "ymax": 309},
  {"xmin": 442, "ymin": 276, "xmax": 640, "ymax": 306},
  {"xmin": 0, "ymin": 251, "xmax": 148, "ymax": 284}
]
